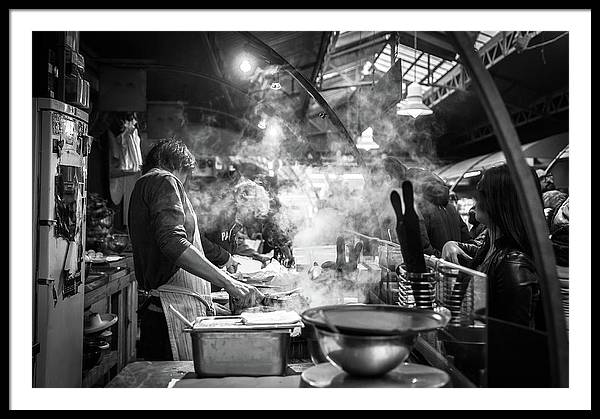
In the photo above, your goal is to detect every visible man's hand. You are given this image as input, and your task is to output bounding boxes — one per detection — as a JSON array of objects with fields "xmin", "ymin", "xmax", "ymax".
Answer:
[
  {"xmin": 441, "ymin": 241, "xmax": 473, "ymax": 265},
  {"xmin": 224, "ymin": 255, "xmax": 239, "ymax": 274},
  {"xmin": 225, "ymin": 278, "xmax": 265, "ymax": 309}
]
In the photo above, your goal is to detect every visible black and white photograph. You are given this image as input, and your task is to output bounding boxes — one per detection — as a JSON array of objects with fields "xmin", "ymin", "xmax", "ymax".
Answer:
[{"xmin": 9, "ymin": 9, "xmax": 591, "ymax": 410}]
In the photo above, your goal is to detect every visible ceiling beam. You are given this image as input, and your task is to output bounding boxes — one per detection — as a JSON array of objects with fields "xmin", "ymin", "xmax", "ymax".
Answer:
[
  {"xmin": 419, "ymin": 57, "xmax": 446, "ymax": 85},
  {"xmin": 402, "ymin": 51, "xmax": 425, "ymax": 79},
  {"xmin": 396, "ymin": 31, "xmax": 457, "ymax": 61},
  {"xmin": 423, "ymin": 31, "xmax": 541, "ymax": 107},
  {"xmin": 456, "ymin": 88, "xmax": 569, "ymax": 148},
  {"xmin": 329, "ymin": 32, "xmax": 390, "ymax": 59}
]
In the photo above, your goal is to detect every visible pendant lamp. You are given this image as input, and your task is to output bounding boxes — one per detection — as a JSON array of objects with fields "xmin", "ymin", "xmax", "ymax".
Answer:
[
  {"xmin": 356, "ymin": 127, "xmax": 379, "ymax": 151},
  {"xmin": 270, "ymin": 71, "xmax": 281, "ymax": 90},
  {"xmin": 396, "ymin": 83, "xmax": 433, "ymax": 118},
  {"xmin": 396, "ymin": 31, "xmax": 433, "ymax": 119}
]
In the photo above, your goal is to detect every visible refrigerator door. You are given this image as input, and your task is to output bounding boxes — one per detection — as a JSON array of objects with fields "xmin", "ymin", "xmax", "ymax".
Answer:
[{"xmin": 33, "ymin": 98, "xmax": 88, "ymax": 387}]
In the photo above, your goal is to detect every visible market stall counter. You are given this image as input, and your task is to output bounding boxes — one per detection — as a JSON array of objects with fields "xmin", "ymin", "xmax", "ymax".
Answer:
[
  {"xmin": 106, "ymin": 359, "xmax": 452, "ymax": 388},
  {"xmin": 105, "ymin": 361, "xmax": 310, "ymax": 388}
]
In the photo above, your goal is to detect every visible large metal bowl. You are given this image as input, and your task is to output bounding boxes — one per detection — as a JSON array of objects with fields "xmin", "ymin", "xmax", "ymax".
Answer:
[
  {"xmin": 314, "ymin": 327, "xmax": 416, "ymax": 377},
  {"xmin": 301, "ymin": 304, "xmax": 449, "ymax": 377}
]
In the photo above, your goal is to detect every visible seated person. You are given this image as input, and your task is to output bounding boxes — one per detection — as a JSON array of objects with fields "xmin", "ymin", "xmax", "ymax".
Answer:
[{"xmin": 232, "ymin": 231, "xmax": 271, "ymax": 266}]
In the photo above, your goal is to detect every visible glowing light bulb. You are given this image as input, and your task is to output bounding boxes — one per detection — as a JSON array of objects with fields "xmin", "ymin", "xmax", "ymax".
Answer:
[{"xmin": 239, "ymin": 59, "xmax": 252, "ymax": 73}]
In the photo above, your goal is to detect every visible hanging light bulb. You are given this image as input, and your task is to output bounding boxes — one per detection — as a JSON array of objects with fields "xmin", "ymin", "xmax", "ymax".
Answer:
[
  {"xmin": 239, "ymin": 58, "xmax": 253, "ymax": 74},
  {"xmin": 270, "ymin": 71, "xmax": 281, "ymax": 90},
  {"xmin": 356, "ymin": 127, "xmax": 379, "ymax": 151},
  {"xmin": 396, "ymin": 31, "xmax": 433, "ymax": 119}
]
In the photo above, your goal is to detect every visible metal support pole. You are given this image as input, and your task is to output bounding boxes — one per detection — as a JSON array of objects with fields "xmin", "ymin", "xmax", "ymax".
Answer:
[
  {"xmin": 449, "ymin": 32, "xmax": 568, "ymax": 387},
  {"xmin": 301, "ymin": 31, "xmax": 333, "ymax": 119}
]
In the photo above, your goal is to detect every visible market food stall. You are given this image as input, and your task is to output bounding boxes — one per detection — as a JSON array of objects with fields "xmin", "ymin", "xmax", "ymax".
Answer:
[{"xmin": 30, "ymin": 27, "xmax": 570, "ymax": 391}]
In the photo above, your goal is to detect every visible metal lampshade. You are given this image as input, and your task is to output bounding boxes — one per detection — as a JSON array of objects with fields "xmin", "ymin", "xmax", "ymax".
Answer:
[
  {"xmin": 396, "ymin": 83, "xmax": 433, "ymax": 118},
  {"xmin": 356, "ymin": 127, "xmax": 379, "ymax": 151}
]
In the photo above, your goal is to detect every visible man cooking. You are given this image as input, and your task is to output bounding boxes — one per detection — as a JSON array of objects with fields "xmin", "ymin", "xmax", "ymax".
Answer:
[{"xmin": 128, "ymin": 139, "xmax": 264, "ymax": 361}]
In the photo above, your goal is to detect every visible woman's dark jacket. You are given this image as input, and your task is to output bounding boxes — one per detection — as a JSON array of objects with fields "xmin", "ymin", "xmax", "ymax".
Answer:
[
  {"xmin": 457, "ymin": 232, "xmax": 551, "ymax": 387},
  {"xmin": 458, "ymin": 233, "xmax": 544, "ymax": 329}
]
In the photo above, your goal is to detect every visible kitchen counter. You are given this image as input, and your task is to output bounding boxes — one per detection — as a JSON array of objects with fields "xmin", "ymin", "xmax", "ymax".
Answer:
[{"xmin": 106, "ymin": 361, "xmax": 312, "ymax": 388}]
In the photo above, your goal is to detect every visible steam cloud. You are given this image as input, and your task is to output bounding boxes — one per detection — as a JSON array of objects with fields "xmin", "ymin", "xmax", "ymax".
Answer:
[{"xmin": 174, "ymin": 58, "xmax": 450, "ymax": 307}]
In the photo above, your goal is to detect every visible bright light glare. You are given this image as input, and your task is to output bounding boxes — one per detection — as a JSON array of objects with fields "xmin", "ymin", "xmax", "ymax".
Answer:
[
  {"xmin": 463, "ymin": 170, "xmax": 482, "ymax": 179},
  {"xmin": 239, "ymin": 59, "xmax": 252, "ymax": 73},
  {"xmin": 361, "ymin": 61, "xmax": 373, "ymax": 76},
  {"xmin": 257, "ymin": 119, "xmax": 267, "ymax": 130}
]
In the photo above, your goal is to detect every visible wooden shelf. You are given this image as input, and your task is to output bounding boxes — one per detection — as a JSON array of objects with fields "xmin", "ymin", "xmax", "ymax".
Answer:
[
  {"xmin": 85, "ymin": 269, "xmax": 135, "ymax": 307},
  {"xmin": 82, "ymin": 254, "xmax": 138, "ymax": 387},
  {"xmin": 82, "ymin": 350, "xmax": 118, "ymax": 387}
]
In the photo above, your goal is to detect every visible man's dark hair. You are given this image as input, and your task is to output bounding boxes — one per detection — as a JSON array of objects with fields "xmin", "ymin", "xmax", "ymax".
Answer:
[
  {"xmin": 382, "ymin": 156, "xmax": 408, "ymax": 186},
  {"xmin": 142, "ymin": 138, "xmax": 196, "ymax": 174}
]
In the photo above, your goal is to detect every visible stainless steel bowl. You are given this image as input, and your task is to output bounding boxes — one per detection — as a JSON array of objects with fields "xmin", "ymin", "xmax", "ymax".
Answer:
[
  {"xmin": 314, "ymin": 327, "xmax": 417, "ymax": 377},
  {"xmin": 302, "ymin": 304, "xmax": 449, "ymax": 377}
]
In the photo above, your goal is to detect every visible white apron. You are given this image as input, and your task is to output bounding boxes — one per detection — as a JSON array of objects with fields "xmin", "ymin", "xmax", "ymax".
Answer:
[{"xmin": 157, "ymin": 193, "xmax": 215, "ymax": 361}]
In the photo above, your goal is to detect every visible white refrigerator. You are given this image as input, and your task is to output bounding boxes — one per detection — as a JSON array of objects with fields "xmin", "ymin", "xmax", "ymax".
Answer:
[{"xmin": 33, "ymin": 98, "xmax": 90, "ymax": 387}]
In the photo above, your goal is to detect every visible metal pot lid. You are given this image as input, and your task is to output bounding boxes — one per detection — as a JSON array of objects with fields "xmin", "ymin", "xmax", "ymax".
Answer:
[{"xmin": 301, "ymin": 304, "xmax": 448, "ymax": 336}]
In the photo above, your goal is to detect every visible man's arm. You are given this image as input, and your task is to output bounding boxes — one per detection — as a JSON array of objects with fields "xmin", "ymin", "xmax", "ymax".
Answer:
[
  {"xmin": 148, "ymin": 175, "xmax": 258, "ymax": 300},
  {"xmin": 174, "ymin": 245, "xmax": 257, "ymax": 300},
  {"xmin": 200, "ymin": 232, "xmax": 231, "ymax": 267}
]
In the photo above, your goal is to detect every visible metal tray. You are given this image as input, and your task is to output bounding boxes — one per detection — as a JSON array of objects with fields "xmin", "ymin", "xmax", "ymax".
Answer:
[{"xmin": 184, "ymin": 319, "xmax": 296, "ymax": 377}]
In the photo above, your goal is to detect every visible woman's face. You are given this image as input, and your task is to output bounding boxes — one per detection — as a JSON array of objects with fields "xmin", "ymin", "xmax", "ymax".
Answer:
[{"xmin": 475, "ymin": 205, "xmax": 490, "ymax": 227}]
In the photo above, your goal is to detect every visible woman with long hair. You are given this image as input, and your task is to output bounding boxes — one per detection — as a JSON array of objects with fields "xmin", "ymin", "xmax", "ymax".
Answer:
[{"xmin": 442, "ymin": 164, "xmax": 551, "ymax": 387}]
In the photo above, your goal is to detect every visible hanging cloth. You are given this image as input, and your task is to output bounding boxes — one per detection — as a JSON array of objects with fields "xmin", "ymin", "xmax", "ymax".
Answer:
[{"xmin": 117, "ymin": 120, "xmax": 143, "ymax": 172}]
